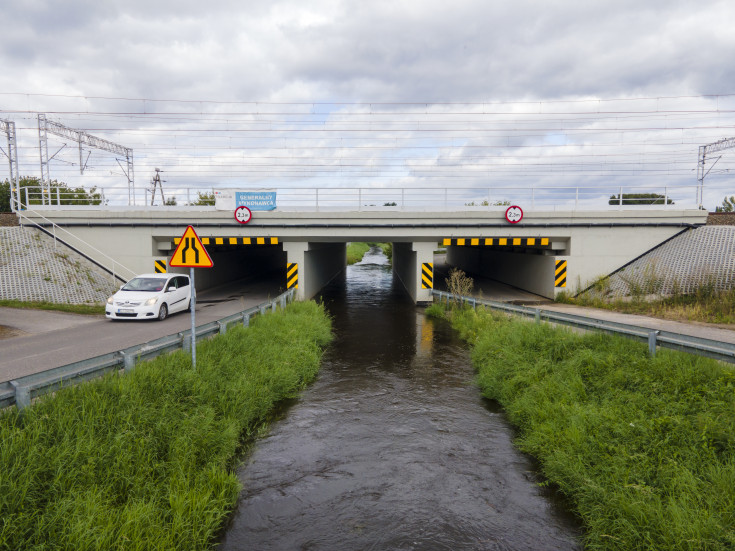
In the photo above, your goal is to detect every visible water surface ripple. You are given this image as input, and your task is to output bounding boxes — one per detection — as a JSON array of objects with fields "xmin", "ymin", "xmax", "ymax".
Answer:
[{"xmin": 219, "ymin": 248, "xmax": 581, "ymax": 550}]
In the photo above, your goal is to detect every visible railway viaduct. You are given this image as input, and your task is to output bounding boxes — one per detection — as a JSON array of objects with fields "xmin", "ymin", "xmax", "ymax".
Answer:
[{"xmin": 19, "ymin": 206, "xmax": 707, "ymax": 304}]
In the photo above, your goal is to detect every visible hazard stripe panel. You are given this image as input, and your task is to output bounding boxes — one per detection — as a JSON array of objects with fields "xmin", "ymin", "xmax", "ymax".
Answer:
[
  {"xmin": 555, "ymin": 259, "xmax": 567, "ymax": 288},
  {"xmin": 154, "ymin": 259, "xmax": 166, "ymax": 273},
  {"xmin": 442, "ymin": 237, "xmax": 550, "ymax": 247},
  {"xmin": 286, "ymin": 263, "xmax": 298, "ymax": 289},
  {"xmin": 421, "ymin": 262, "xmax": 433, "ymax": 289},
  {"xmin": 174, "ymin": 236, "xmax": 279, "ymax": 246}
]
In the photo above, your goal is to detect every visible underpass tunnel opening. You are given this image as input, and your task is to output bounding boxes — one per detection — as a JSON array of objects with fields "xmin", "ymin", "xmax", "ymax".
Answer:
[
  {"xmin": 443, "ymin": 237, "xmax": 570, "ymax": 300},
  {"xmin": 159, "ymin": 238, "xmax": 287, "ymax": 297},
  {"xmin": 282, "ymin": 241, "xmax": 433, "ymax": 304}
]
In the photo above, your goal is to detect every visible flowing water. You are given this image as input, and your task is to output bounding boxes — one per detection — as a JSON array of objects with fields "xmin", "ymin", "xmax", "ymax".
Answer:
[{"xmin": 219, "ymin": 247, "xmax": 581, "ymax": 550}]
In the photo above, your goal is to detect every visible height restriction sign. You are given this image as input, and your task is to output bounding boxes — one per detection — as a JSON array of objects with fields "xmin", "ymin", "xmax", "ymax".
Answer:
[{"xmin": 169, "ymin": 226, "xmax": 214, "ymax": 268}]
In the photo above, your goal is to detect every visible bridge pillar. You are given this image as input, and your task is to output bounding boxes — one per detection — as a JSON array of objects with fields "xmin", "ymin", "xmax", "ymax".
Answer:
[
  {"xmin": 282, "ymin": 241, "xmax": 347, "ymax": 301},
  {"xmin": 393, "ymin": 241, "xmax": 435, "ymax": 305}
]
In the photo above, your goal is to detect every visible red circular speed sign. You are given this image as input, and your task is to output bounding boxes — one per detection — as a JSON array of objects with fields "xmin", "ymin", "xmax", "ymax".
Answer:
[
  {"xmin": 505, "ymin": 205, "xmax": 523, "ymax": 224},
  {"xmin": 234, "ymin": 206, "xmax": 252, "ymax": 224}
]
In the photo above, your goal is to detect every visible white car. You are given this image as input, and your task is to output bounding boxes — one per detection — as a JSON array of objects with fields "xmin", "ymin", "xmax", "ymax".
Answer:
[{"xmin": 106, "ymin": 273, "xmax": 192, "ymax": 321}]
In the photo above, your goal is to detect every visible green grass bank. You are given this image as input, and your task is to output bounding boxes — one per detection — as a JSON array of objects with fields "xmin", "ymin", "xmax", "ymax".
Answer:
[
  {"xmin": 0, "ymin": 301, "xmax": 332, "ymax": 550},
  {"xmin": 557, "ymin": 284, "xmax": 735, "ymax": 325},
  {"xmin": 346, "ymin": 242, "xmax": 372, "ymax": 264},
  {"xmin": 446, "ymin": 306, "xmax": 735, "ymax": 550},
  {"xmin": 346, "ymin": 242, "xmax": 392, "ymax": 265},
  {"xmin": 0, "ymin": 299, "xmax": 105, "ymax": 315}
]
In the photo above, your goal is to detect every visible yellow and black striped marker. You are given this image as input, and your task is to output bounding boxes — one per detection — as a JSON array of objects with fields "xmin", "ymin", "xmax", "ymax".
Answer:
[
  {"xmin": 421, "ymin": 262, "xmax": 433, "ymax": 289},
  {"xmin": 442, "ymin": 237, "xmax": 550, "ymax": 247},
  {"xmin": 154, "ymin": 259, "xmax": 166, "ymax": 273},
  {"xmin": 174, "ymin": 236, "xmax": 279, "ymax": 246},
  {"xmin": 286, "ymin": 263, "xmax": 298, "ymax": 289},
  {"xmin": 555, "ymin": 260, "xmax": 567, "ymax": 288}
]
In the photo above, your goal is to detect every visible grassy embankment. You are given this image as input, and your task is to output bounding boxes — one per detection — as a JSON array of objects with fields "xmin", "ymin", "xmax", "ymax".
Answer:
[
  {"xmin": 428, "ymin": 304, "xmax": 735, "ymax": 550},
  {"xmin": 0, "ymin": 299, "xmax": 105, "ymax": 315},
  {"xmin": 557, "ymin": 276, "xmax": 735, "ymax": 325},
  {"xmin": 0, "ymin": 301, "xmax": 332, "ymax": 550},
  {"xmin": 346, "ymin": 242, "xmax": 392, "ymax": 265}
]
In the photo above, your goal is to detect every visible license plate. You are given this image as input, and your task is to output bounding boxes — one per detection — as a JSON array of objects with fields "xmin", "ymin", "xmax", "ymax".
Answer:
[{"xmin": 118, "ymin": 308, "xmax": 134, "ymax": 314}]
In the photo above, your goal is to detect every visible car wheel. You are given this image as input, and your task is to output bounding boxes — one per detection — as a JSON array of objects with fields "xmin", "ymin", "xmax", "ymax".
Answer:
[{"xmin": 157, "ymin": 303, "xmax": 168, "ymax": 321}]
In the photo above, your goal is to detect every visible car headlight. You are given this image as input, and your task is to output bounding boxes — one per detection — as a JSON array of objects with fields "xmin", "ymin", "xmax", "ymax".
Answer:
[
  {"xmin": 107, "ymin": 296, "xmax": 114, "ymax": 305},
  {"xmin": 145, "ymin": 297, "xmax": 158, "ymax": 306}
]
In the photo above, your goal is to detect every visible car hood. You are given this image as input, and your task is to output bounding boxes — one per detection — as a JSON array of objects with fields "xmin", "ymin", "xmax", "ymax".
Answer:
[{"xmin": 112, "ymin": 290, "xmax": 160, "ymax": 302}]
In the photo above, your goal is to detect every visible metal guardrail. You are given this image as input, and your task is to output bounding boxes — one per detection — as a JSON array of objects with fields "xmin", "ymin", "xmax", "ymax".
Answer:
[
  {"xmin": 432, "ymin": 290, "xmax": 735, "ymax": 365},
  {"xmin": 0, "ymin": 288, "xmax": 296, "ymax": 410}
]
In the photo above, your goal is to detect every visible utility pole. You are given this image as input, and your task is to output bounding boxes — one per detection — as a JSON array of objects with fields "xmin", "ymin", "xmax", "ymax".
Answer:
[
  {"xmin": 1, "ymin": 120, "xmax": 20, "ymax": 211},
  {"xmin": 150, "ymin": 168, "xmax": 166, "ymax": 205},
  {"xmin": 697, "ymin": 136, "xmax": 735, "ymax": 208}
]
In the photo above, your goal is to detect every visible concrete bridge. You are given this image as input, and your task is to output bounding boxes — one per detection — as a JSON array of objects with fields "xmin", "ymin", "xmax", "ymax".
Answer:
[{"xmin": 19, "ymin": 207, "xmax": 708, "ymax": 304}]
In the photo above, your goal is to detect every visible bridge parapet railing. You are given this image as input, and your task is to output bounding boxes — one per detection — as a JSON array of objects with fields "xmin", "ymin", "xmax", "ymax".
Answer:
[
  {"xmin": 0, "ymin": 288, "xmax": 296, "ymax": 411},
  {"xmin": 431, "ymin": 290, "xmax": 735, "ymax": 365},
  {"xmin": 18, "ymin": 183, "xmax": 713, "ymax": 211}
]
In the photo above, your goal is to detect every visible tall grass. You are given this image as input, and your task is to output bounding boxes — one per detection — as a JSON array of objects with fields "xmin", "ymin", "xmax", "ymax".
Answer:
[
  {"xmin": 558, "ymin": 287, "xmax": 735, "ymax": 325},
  {"xmin": 0, "ymin": 301, "xmax": 332, "ymax": 550},
  {"xmin": 450, "ymin": 307, "xmax": 735, "ymax": 550},
  {"xmin": 346, "ymin": 242, "xmax": 371, "ymax": 264}
]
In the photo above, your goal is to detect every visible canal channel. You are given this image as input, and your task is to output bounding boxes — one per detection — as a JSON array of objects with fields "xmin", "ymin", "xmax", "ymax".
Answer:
[{"xmin": 219, "ymin": 246, "xmax": 581, "ymax": 550}]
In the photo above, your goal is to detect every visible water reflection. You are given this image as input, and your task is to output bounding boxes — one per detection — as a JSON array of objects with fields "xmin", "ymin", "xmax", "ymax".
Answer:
[{"xmin": 219, "ymin": 246, "xmax": 581, "ymax": 550}]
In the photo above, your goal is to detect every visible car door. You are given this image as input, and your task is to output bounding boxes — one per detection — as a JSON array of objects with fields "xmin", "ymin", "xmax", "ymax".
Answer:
[
  {"xmin": 175, "ymin": 275, "xmax": 191, "ymax": 312},
  {"xmin": 163, "ymin": 276, "xmax": 185, "ymax": 313}
]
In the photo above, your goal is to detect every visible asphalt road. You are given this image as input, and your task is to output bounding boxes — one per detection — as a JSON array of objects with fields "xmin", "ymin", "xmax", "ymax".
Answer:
[{"xmin": 0, "ymin": 278, "xmax": 281, "ymax": 383}]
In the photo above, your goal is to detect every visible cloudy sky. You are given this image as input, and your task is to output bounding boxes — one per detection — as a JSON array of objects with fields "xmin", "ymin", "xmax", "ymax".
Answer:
[{"xmin": 1, "ymin": 0, "xmax": 734, "ymax": 208}]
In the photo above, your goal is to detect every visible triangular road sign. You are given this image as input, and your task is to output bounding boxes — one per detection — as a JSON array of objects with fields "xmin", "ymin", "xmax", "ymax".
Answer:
[{"xmin": 169, "ymin": 226, "xmax": 214, "ymax": 268}]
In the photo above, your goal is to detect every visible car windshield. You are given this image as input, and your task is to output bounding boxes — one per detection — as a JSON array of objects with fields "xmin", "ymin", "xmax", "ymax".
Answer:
[{"xmin": 121, "ymin": 277, "xmax": 166, "ymax": 292}]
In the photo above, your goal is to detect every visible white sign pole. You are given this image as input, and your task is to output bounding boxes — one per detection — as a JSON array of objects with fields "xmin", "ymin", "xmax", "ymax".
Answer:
[{"xmin": 190, "ymin": 267, "xmax": 196, "ymax": 369}]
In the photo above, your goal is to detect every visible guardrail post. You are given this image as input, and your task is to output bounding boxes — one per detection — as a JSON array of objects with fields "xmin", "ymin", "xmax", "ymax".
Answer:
[
  {"xmin": 10, "ymin": 381, "xmax": 31, "ymax": 410},
  {"xmin": 218, "ymin": 321, "xmax": 228, "ymax": 335},
  {"xmin": 271, "ymin": 300, "xmax": 277, "ymax": 312},
  {"xmin": 648, "ymin": 330, "xmax": 660, "ymax": 357},
  {"xmin": 534, "ymin": 308, "xmax": 541, "ymax": 324},
  {"xmin": 280, "ymin": 294, "xmax": 287, "ymax": 309},
  {"xmin": 182, "ymin": 331, "xmax": 191, "ymax": 352},
  {"xmin": 242, "ymin": 313, "xmax": 250, "ymax": 327},
  {"xmin": 261, "ymin": 305, "xmax": 267, "ymax": 316},
  {"xmin": 121, "ymin": 351, "xmax": 136, "ymax": 372}
]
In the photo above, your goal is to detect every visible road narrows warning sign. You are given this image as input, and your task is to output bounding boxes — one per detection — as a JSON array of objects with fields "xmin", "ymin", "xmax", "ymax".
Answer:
[{"xmin": 169, "ymin": 226, "xmax": 213, "ymax": 268}]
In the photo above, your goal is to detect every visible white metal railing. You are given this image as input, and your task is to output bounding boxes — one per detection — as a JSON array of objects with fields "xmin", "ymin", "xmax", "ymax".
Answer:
[
  {"xmin": 15, "ymin": 203, "xmax": 137, "ymax": 284},
  {"xmin": 17, "ymin": 183, "xmax": 725, "ymax": 211}
]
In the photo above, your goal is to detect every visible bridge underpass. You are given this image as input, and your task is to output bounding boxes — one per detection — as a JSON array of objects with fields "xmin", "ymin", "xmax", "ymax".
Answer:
[{"xmin": 19, "ymin": 207, "xmax": 708, "ymax": 304}]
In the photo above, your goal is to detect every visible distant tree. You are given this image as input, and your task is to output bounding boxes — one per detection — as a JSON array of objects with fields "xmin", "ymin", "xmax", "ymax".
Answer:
[
  {"xmin": 0, "ymin": 181, "xmax": 10, "ymax": 212},
  {"xmin": 465, "ymin": 199, "xmax": 511, "ymax": 206},
  {"xmin": 609, "ymin": 193, "xmax": 674, "ymax": 205},
  {"xmin": 383, "ymin": 202, "xmax": 398, "ymax": 206},
  {"xmin": 715, "ymin": 195, "xmax": 735, "ymax": 212},
  {"xmin": 191, "ymin": 191, "xmax": 215, "ymax": 206},
  {"xmin": 2, "ymin": 176, "xmax": 102, "ymax": 210},
  {"xmin": 164, "ymin": 196, "xmax": 178, "ymax": 206}
]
